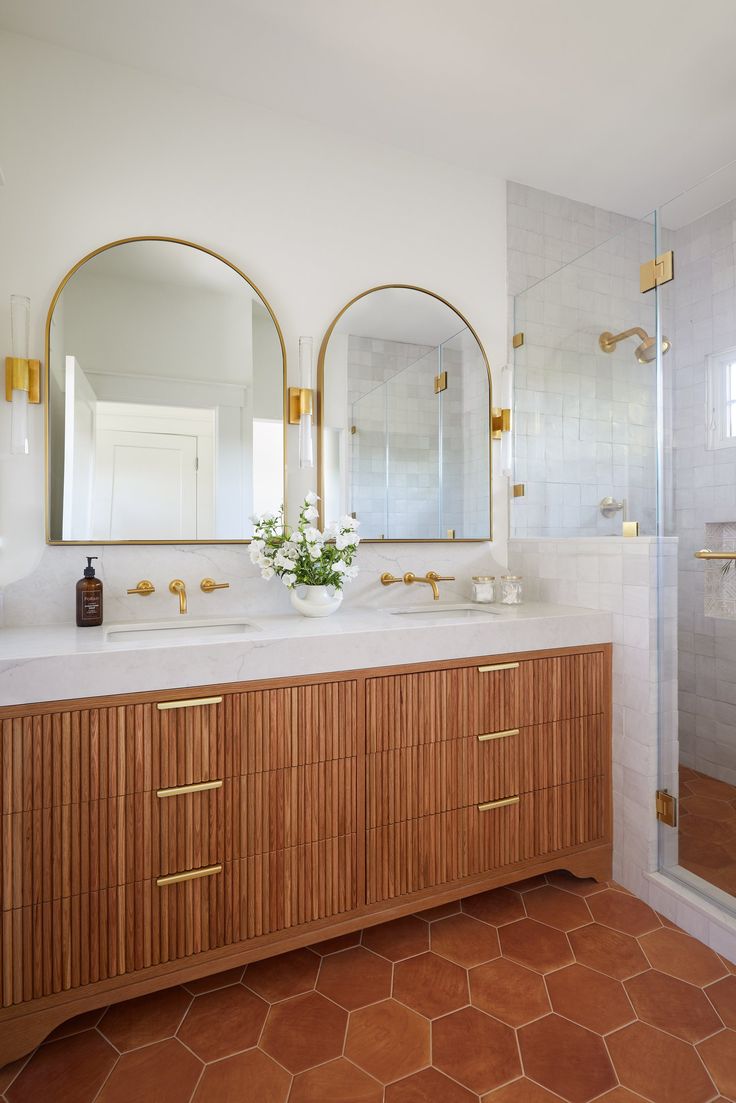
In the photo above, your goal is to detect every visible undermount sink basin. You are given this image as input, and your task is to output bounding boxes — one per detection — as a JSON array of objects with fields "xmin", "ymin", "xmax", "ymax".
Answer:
[
  {"xmin": 388, "ymin": 603, "xmax": 501, "ymax": 618},
  {"xmin": 105, "ymin": 617, "xmax": 260, "ymax": 643}
]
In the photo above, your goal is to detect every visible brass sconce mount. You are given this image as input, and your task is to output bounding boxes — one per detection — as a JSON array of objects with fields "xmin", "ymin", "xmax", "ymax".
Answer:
[{"xmin": 5, "ymin": 357, "xmax": 41, "ymax": 404}]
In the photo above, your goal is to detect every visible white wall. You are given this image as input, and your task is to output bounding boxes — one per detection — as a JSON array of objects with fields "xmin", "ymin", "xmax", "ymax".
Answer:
[{"xmin": 0, "ymin": 30, "xmax": 508, "ymax": 615}]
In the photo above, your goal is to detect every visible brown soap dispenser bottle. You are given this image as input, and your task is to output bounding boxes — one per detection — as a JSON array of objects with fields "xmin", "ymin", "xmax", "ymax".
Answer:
[{"xmin": 76, "ymin": 556, "xmax": 103, "ymax": 627}]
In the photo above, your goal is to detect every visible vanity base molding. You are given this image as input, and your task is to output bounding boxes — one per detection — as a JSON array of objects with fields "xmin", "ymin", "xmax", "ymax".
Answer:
[{"xmin": 0, "ymin": 644, "xmax": 612, "ymax": 1067}]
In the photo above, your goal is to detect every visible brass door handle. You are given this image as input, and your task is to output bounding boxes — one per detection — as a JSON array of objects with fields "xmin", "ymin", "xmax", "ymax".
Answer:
[
  {"xmin": 157, "ymin": 779, "xmax": 223, "ymax": 798},
  {"xmin": 477, "ymin": 728, "xmax": 519, "ymax": 742},
  {"xmin": 201, "ymin": 578, "xmax": 230, "ymax": 592},
  {"xmin": 478, "ymin": 662, "xmax": 519, "ymax": 673},
  {"xmin": 127, "ymin": 580, "xmax": 155, "ymax": 596},
  {"xmin": 157, "ymin": 864, "xmax": 222, "ymax": 887},
  {"xmin": 694, "ymin": 549, "xmax": 736, "ymax": 560},
  {"xmin": 156, "ymin": 696, "xmax": 223, "ymax": 711},
  {"xmin": 478, "ymin": 796, "xmax": 520, "ymax": 812}
]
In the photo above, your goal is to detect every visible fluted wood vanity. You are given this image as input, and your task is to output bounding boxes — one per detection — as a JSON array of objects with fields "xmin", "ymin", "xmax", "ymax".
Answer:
[{"xmin": 0, "ymin": 642, "xmax": 611, "ymax": 1064}]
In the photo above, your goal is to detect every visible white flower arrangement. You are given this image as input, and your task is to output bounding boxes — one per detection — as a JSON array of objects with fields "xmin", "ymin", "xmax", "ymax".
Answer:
[{"xmin": 250, "ymin": 493, "xmax": 360, "ymax": 590}]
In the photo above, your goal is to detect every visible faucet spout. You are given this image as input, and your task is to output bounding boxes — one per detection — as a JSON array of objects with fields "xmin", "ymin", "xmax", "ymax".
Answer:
[{"xmin": 169, "ymin": 579, "xmax": 188, "ymax": 614}]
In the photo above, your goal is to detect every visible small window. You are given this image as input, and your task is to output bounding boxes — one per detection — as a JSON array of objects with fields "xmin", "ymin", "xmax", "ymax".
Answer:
[{"xmin": 706, "ymin": 347, "xmax": 736, "ymax": 450}]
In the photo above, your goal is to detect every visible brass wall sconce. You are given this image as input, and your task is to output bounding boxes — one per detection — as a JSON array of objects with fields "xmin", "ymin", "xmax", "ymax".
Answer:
[
  {"xmin": 289, "ymin": 336, "xmax": 314, "ymax": 468},
  {"xmin": 6, "ymin": 296, "xmax": 41, "ymax": 455}
]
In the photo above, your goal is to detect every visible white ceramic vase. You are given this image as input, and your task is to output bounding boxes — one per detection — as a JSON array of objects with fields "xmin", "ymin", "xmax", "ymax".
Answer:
[{"xmin": 289, "ymin": 584, "xmax": 343, "ymax": 618}]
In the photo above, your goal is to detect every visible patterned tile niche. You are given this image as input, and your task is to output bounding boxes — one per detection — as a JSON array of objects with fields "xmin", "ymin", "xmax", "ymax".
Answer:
[{"xmin": 704, "ymin": 523, "xmax": 736, "ymax": 618}]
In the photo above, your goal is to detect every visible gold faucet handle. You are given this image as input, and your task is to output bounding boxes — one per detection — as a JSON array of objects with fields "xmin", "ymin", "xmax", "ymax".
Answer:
[
  {"xmin": 427, "ymin": 571, "xmax": 455, "ymax": 582},
  {"xmin": 127, "ymin": 580, "xmax": 155, "ymax": 596},
  {"xmin": 201, "ymin": 578, "xmax": 230, "ymax": 593},
  {"xmin": 380, "ymin": 572, "xmax": 403, "ymax": 586}
]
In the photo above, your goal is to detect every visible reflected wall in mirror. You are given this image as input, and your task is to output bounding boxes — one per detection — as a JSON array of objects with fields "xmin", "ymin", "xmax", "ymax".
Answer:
[
  {"xmin": 46, "ymin": 237, "xmax": 285, "ymax": 543},
  {"xmin": 318, "ymin": 285, "xmax": 492, "ymax": 541}
]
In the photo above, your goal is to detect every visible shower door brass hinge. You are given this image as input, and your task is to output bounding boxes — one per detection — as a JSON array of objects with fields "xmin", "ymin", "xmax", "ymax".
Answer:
[
  {"xmin": 512, "ymin": 332, "xmax": 524, "ymax": 349},
  {"xmin": 640, "ymin": 250, "xmax": 674, "ymax": 293},
  {"xmin": 655, "ymin": 789, "xmax": 677, "ymax": 827},
  {"xmin": 434, "ymin": 371, "xmax": 447, "ymax": 393},
  {"xmin": 513, "ymin": 483, "xmax": 525, "ymax": 497}
]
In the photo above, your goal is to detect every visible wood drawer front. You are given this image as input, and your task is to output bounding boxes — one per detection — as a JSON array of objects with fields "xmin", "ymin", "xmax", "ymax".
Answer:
[
  {"xmin": 0, "ymin": 834, "xmax": 358, "ymax": 1007},
  {"xmin": 226, "ymin": 681, "xmax": 358, "ymax": 773},
  {"xmin": 1, "ymin": 787, "xmax": 225, "ymax": 909},
  {"xmin": 367, "ymin": 778, "xmax": 606, "ymax": 904},
  {"xmin": 366, "ymin": 651, "xmax": 605, "ymax": 752},
  {"xmin": 366, "ymin": 716, "xmax": 604, "ymax": 828},
  {"xmin": 224, "ymin": 760, "xmax": 357, "ymax": 858},
  {"xmin": 0, "ymin": 698, "xmax": 224, "ymax": 813}
]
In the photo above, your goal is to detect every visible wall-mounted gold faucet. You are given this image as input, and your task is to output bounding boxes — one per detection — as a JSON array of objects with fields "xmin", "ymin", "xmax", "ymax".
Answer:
[
  {"xmin": 381, "ymin": 570, "xmax": 455, "ymax": 601},
  {"xmin": 200, "ymin": 578, "xmax": 230, "ymax": 593},
  {"xmin": 169, "ymin": 579, "xmax": 188, "ymax": 614},
  {"xmin": 127, "ymin": 580, "xmax": 155, "ymax": 597}
]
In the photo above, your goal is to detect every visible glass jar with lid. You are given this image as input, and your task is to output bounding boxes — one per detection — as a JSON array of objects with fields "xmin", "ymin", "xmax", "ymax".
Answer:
[
  {"xmin": 499, "ymin": 575, "xmax": 523, "ymax": 605},
  {"xmin": 471, "ymin": 576, "xmax": 496, "ymax": 603}
]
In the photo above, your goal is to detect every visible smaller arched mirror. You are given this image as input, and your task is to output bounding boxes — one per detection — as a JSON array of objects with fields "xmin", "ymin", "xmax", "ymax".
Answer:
[
  {"xmin": 45, "ymin": 237, "xmax": 286, "ymax": 544},
  {"xmin": 318, "ymin": 285, "xmax": 492, "ymax": 541}
]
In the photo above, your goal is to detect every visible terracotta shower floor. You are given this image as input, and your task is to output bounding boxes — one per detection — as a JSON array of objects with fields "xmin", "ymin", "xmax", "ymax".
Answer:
[
  {"xmin": 680, "ymin": 766, "xmax": 736, "ymax": 898},
  {"xmin": 2, "ymin": 873, "xmax": 736, "ymax": 1103}
]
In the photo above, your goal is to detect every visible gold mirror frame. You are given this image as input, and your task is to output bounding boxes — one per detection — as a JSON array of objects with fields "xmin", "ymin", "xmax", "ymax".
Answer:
[
  {"xmin": 316, "ymin": 284, "xmax": 493, "ymax": 542},
  {"xmin": 44, "ymin": 236, "xmax": 287, "ymax": 545}
]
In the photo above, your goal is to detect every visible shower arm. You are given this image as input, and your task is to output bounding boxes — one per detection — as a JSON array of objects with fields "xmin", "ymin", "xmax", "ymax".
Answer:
[{"xmin": 599, "ymin": 327, "xmax": 649, "ymax": 353}]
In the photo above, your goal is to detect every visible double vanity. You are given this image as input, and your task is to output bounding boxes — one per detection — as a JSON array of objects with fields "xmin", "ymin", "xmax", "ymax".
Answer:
[{"xmin": 0, "ymin": 602, "xmax": 612, "ymax": 1065}]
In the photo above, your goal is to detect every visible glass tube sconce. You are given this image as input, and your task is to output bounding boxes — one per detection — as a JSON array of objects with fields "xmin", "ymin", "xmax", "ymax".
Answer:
[
  {"xmin": 288, "ymin": 336, "xmax": 314, "ymax": 468},
  {"xmin": 6, "ymin": 296, "xmax": 40, "ymax": 455}
]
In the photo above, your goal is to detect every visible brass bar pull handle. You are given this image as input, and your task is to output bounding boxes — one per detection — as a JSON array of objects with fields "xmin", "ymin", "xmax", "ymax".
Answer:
[
  {"xmin": 477, "ymin": 662, "xmax": 519, "ymax": 673},
  {"xmin": 201, "ymin": 578, "xmax": 230, "ymax": 593},
  {"xmin": 478, "ymin": 796, "xmax": 520, "ymax": 812},
  {"xmin": 157, "ymin": 864, "xmax": 222, "ymax": 887},
  {"xmin": 156, "ymin": 696, "xmax": 223, "ymax": 711},
  {"xmin": 694, "ymin": 549, "xmax": 736, "ymax": 560},
  {"xmin": 477, "ymin": 728, "xmax": 520, "ymax": 742},
  {"xmin": 157, "ymin": 779, "xmax": 223, "ymax": 799}
]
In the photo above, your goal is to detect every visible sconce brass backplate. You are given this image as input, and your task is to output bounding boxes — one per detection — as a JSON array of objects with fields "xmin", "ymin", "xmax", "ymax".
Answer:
[
  {"xmin": 288, "ymin": 386, "xmax": 314, "ymax": 424},
  {"xmin": 491, "ymin": 407, "xmax": 512, "ymax": 439},
  {"xmin": 640, "ymin": 250, "xmax": 674, "ymax": 293},
  {"xmin": 5, "ymin": 357, "xmax": 41, "ymax": 403}
]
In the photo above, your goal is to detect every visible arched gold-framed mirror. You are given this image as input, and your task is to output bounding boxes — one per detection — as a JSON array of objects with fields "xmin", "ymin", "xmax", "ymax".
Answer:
[
  {"xmin": 317, "ymin": 284, "xmax": 492, "ymax": 542},
  {"xmin": 45, "ymin": 236, "xmax": 287, "ymax": 544}
]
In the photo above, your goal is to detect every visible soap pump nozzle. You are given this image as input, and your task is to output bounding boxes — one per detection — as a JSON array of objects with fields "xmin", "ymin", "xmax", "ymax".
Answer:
[{"xmin": 84, "ymin": 556, "xmax": 98, "ymax": 578}]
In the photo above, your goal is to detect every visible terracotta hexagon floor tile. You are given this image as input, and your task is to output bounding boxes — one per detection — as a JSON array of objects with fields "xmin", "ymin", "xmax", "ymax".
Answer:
[
  {"xmin": 518, "ymin": 1014, "xmax": 617, "ymax": 1103},
  {"xmin": 45, "ymin": 1009, "xmax": 104, "ymax": 1042},
  {"xmin": 697, "ymin": 1029, "xmax": 736, "ymax": 1099},
  {"xmin": 243, "ymin": 947, "xmax": 320, "ymax": 1002},
  {"xmin": 346, "ymin": 999, "xmax": 430, "ymax": 1084},
  {"xmin": 706, "ymin": 974, "xmax": 736, "ymax": 1028},
  {"xmin": 546, "ymin": 963, "xmax": 635, "ymax": 1034},
  {"xmin": 593, "ymin": 1090, "xmax": 651, "ymax": 1102},
  {"xmin": 317, "ymin": 946, "xmax": 392, "ymax": 1010},
  {"xmin": 587, "ymin": 888, "xmax": 662, "ymax": 936},
  {"xmin": 607, "ymin": 1021, "xmax": 716, "ymax": 1103},
  {"xmin": 177, "ymin": 983, "xmax": 268, "ymax": 1062},
  {"xmin": 183, "ymin": 967, "xmax": 244, "ymax": 996},
  {"xmin": 261, "ymin": 991, "xmax": 347, "ymax": 1073},
  {"xmin": 523, "ymin": 885, "xmax": 593, "ymax": 930},
  {"xmin": 96, "ymin": 1038, "xmax": 201, "ymax": 1103},
  {"xmin": 415, "ymin": 901, "xmax": 461, "ymax": 922},
  {"xmin": 0, "ymin": 1058, "xmax": 29, "ymax": 1096},
  {"xmin": 362, "ymin": 916, "xmax": 430, "ymax": 961},
  {"xmin": 626, "ymin": 969, "xmax": 723, "ymax": 1042},
  {"xmin": 498, "ymin": 918, "xmax": 573, "ymax": 973},
  {"xmin": 7, "ymin": 1031, "xmax": 117, "ymax": 1103},
  {"xmin": 310, "ymin": 931, "xmax": 362, "ymax": 955},
  {"xmin": 508, "ymin": 875, "xmax": 548, "ymax": 892},
  {"xmin": 681, "ymin": 796, "xmax": 736, "ymax": 821},
  {"xmin": 386, "ymin": 1066, "xmax": 477, "ymax": 1102},
  {"xmin": 688, "ymin": 777, "xmax": 736, "ymax": 800},
  {"xmin": 432, "ymin": 1006, "xmax": 520, "ymax": 1094},
  {"xmin": 393, "ymin": 951, "xmax": 468, "ymax": 1019},
  {"xmin": 288, "ymin": 1057, "xmax": 382, "ymax": 1103},
  {"xmin": 431, "ymin": 912, "xmax": 501, "ymax": 967},
  {"xmin": 569, "ymin": 922, "xmax": 649, "ymax": 980},
  {"xmin": 545, "ymin": 870, "xmax": 608, "ymax": 897},
  {"xmin": 192, "ymin": 1047, "xmax": 290, "ymax": 1103},
  {"xmin": 638, "ymin": 927, "xmax": 728, "ymax": 986},
  {"xmin": 469, "ymin": 957, "xmax": 549, "ymax": 1026},
  {"xmin": 461, "ymin": 887, "xmax": 525, "ymax": 926},
  {"xmin": 481, "ymin": 1079, "xmax": 566, "ymax": 1101},
  {"xmin": 99, "ymin": 985, "xmax": 191, "ymax": 1051}
]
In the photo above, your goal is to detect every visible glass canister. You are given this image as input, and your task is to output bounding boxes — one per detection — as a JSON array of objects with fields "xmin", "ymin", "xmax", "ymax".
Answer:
[
  {"xmin": 471, "ymin": 576, "xmax": 496, "ymax": 603},
  {"xmin": 499, "ymin": 575, "xmax": 523, "ymax": 605}
]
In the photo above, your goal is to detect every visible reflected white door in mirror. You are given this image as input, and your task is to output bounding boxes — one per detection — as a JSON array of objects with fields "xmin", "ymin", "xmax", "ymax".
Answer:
[{"xmin": 46, "ymin": 237, "xmax": 286, "ymax": 544}]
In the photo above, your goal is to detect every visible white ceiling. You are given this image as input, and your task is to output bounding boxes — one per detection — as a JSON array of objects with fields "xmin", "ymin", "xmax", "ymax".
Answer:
[{"xmin": 2, "ymin": 0, "xmax": 736, "ymax": 218}]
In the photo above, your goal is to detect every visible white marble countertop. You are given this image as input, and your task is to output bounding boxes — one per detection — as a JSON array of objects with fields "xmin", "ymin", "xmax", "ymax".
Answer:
[{"xmin": 0, "ymin": 602, "xmax": 611, "ymax": 707}]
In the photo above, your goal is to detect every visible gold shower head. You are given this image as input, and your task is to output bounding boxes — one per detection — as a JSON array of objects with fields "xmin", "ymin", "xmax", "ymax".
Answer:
[{"xmin": 599, "ymin": 327, "xmax": 671, "ymax": 363}]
